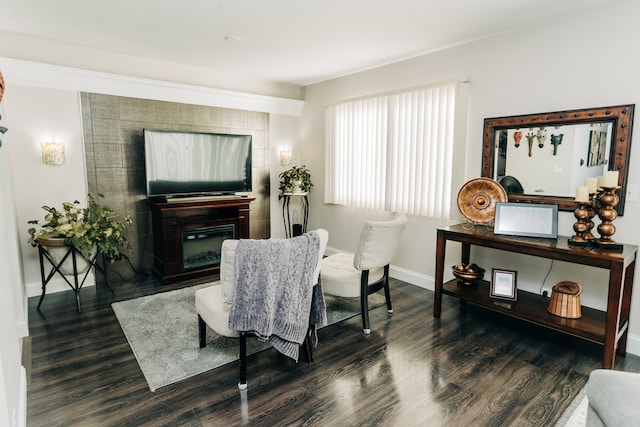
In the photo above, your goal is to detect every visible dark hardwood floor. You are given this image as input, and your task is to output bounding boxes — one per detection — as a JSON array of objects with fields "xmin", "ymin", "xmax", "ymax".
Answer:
[{"xmin": 26, "ymin": 274, "xmax": 640, "ymax": 426}]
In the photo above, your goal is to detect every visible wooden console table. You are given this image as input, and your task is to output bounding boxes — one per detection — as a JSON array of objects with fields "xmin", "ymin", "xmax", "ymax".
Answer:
[{"xmin": 434, "ymin": 224, "xmax": 637, "ymax": 369}]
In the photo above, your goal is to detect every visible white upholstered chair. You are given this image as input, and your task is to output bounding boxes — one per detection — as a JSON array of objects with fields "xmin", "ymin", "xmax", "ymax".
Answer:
[
  {"xmin": 195, "ymin": 229, "xmax": 328, "ymax": 389},
  {"xmin": 321, "ymin": 214, "xmax": 407, "ymax": 334}
]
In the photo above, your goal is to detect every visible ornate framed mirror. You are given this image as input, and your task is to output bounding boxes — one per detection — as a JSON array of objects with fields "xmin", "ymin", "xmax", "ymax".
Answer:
[{"xmin": 481, "ymin": 104, "xmax": 634, "ymax": 215}]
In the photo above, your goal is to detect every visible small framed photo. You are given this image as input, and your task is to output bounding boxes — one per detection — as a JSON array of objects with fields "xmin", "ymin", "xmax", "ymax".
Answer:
[{"xmin": 491, "ymin": 268, "xmax": 517, "ymax": 301}]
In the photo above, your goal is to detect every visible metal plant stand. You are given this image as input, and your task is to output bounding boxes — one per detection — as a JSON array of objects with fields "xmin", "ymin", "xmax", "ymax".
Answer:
[
  {"xmin": 37, "ymin": 243, "xmax": 113, "ymax": 313},
  {"xmin": 281, "ymin": 193, "xmax": 309, "ymax": 238}
]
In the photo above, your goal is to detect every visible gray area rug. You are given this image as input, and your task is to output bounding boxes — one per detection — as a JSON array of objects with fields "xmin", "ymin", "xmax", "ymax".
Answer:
[
  {"xmin": 112, "ymin": 282, "xmax": 385, "ymax": 391},
  {"xmin": 555, "ymin": 385, "xmax": 588, "ymax": 427}
]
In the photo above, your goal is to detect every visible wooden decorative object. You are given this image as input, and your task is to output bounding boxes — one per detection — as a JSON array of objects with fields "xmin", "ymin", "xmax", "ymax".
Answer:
[
  {"xmin": 0, "ymin": 70, "xmax": 4, "ymax": 104},
  {"xmin": 569, "ymin": 203, "xmax": 590, "ymax": 246},
  {"xmin": 548, "ymin": 281, "xmax": 582, "ymax": 319},
  {"xmin": 456, "ymin": 178, "xmax": 507, "ymax": 225},
  {"xmin": 597, "ymin": 186, "xmax": 622, "ymax": 250},
  {"xmin": 584, "ymin": 192, "xmax": 599, "ymax": 242},
  {"xmin": 451, "ymin": 263, "xmax": 485, "ymax": 286}
]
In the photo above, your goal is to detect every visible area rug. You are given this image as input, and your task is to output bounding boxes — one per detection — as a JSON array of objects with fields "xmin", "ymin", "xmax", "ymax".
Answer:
[
  {"xmin": 554, "ymin": 386, "xmax": 588, "ymax": 427},
  {"xmin": 112, "ymin": 283, "xmax": 385, "ymax": 391}
]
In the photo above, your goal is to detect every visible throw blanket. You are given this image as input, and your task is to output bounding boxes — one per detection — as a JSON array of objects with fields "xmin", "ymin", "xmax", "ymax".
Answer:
[{"xmin": 228, "ymin": 231, "xmax": 322, "ymax": 360}]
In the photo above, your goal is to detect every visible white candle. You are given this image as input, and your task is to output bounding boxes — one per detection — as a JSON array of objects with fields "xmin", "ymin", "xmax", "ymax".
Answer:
[
  {"xmin": 603, "ymin": 170, "xmax": 619, "ymax": 187},
  {"xmin": 597, "ymin": 176, "xmax": 605, "ymax": 188},
  {"xmin": 585, "ymin": 178, "xmax": 598, "ymax": 194},
  {"xmin": 575, "ymin": 186, "xmax": 589, "ymax": 202}
]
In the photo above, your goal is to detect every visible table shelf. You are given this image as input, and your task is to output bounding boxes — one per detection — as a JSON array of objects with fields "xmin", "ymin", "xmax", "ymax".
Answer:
[{"xmin": 443, "ymin": 279, "xmax": 607, "ymax": 343}]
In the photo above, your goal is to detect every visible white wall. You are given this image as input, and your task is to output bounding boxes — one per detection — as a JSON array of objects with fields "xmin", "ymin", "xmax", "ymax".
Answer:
[
  {"xmin": 3, "ymin": 86, "xmax": 94, "ymax": 297},
  {"xmin": 0, "ymin": 102, "xmax": 27, "ymax": 427},
  {"xmin": 301, "ymin": 0, "xmax": 640, "ymax": 353},
  {"xmin": 269, "ymin": 113, "xmax": 303, "ymax": 238}
]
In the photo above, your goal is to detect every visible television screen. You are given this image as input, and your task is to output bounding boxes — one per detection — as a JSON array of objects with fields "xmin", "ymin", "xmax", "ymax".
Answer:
[{"xmin": 144, "ymin": 129, "xmax": 252, "ymax": 199}]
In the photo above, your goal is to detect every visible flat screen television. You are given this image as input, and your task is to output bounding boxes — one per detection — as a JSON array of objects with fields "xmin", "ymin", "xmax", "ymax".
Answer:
[{"xmin": 144, "ymin": 129, "xmax": 252, "ymax": 199}]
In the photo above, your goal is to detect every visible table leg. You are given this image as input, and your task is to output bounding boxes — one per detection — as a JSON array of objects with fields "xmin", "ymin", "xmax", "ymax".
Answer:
[
  {"xmin": 462, "ymin": 242, "xmax": 471, "ymax": 265},
  {"xmin": 37, "ymin": 246, "xmax": 47, "ymax": 310},
  {"xmin": 434, "ymin": 230, "xmax": 446, "ymax": 318},
  {"xmin": 617, "ymin": 259, "xmax": 636, "ymax": 356},
  {"xmin": 603, "ymin": 263, "xmax": 625, "ymax": 368}
]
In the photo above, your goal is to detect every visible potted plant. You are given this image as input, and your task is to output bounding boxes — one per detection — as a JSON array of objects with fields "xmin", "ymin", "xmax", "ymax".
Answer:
[
  {"xmin": 278, "ymin": 165, "xmax": 313, "ymax": 199},
  {"xmin": 27, "ymin": 194, "xmax": 133, "ymax": 269}
]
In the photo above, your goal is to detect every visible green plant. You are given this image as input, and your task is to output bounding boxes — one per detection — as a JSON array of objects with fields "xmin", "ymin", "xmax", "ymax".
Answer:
[
  {"xmin": 27, "ymin": 194, "xmax": 133, "ymax": 263},
  {"xmin": 278, "ymin": 165, "xmax": 313, "ymax": 199}
]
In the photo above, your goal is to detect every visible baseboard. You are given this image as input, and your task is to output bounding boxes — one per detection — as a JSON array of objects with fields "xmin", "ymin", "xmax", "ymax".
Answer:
[
  {"xmin": 15, "ymin": 320, "xmax": 28, "ymax": 339},
  {"xmin": 625, "ymin": 335, "xmax": 640, "ymax": 357},
  {"xmin": 25, "ymin": 274, "xmax": 95, "ymax": 298},
  {"xmin": 389, "ymin": 264, "xmax": 433, "ymax": 290},
  {"xmin": 17, "ymin": 366, "xmax": 26, "ymax": 427},
  {"xmin": 324, "ymin": 245, "xmax": 433, "ymax": 291}
]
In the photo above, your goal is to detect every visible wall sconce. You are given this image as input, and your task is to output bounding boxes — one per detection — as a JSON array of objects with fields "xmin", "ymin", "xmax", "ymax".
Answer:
[
  {"xmin": 41, "ymin": 142, "xmax": 65, "ymax": 165},
  {"xmin": 279, "ymin": 150, "xmax": 292, "ymax": 166}
]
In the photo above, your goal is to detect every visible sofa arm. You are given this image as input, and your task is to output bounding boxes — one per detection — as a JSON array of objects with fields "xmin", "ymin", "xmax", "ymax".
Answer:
[{"xmin": 586, "ymin": 369, "xmax": 640, "ymax": 427}]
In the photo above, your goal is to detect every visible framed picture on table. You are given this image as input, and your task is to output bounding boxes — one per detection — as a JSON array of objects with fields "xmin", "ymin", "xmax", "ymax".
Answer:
[{"xmin": 491, "ymin": 268, "xmax": 517, "ymax": 301}]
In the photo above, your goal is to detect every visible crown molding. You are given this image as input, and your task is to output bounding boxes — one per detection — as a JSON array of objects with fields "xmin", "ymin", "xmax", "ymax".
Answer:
[{"xmin": 0, "ymin": 57, "xmax": 304, "ymax": 116}]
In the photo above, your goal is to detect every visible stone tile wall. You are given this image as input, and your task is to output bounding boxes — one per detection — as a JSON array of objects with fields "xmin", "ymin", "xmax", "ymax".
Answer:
[{"xmin": 80, "ymin": 93, "xmax": 270, "ymax": 280}]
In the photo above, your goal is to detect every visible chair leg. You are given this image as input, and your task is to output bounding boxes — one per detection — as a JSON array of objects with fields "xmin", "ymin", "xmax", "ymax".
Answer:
[
  {"xmin": 360, "ymin": 270, "xmax": 371, "ymax": 334},
  {"xmin": 301, "ymin": 327, "xmax": 313, "ymax": 363},
  {"xmin": 383, "ymin": 264, "xmax": 393, "ymax": 314},
  {"xmin": 198, "ymin": 315, "xmax": 206, "ymax": 348},
  {"xmin": 239, "ymin": 332, "xmax": 248, "ymax": 389},
  {"xmin": 309, "ymin": 323, "xmax": 318, "ymax": 347}
]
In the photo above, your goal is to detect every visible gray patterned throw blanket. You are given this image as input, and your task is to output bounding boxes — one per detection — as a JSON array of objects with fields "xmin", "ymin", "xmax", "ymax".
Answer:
[{"xmin": 228, "ymin": 231, "xmax": 322, "ymax": 360}]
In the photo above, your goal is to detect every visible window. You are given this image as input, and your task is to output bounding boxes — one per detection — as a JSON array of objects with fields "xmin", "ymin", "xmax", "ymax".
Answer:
[{"xmin": 325, "ymin": 82, "xmax": 458, "ymax": 219}]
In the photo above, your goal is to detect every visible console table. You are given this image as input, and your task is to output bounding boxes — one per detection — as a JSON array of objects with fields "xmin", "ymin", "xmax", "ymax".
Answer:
[{"xmin": 434, "ymin": 224, "xmax": 637, "ymax": 369}]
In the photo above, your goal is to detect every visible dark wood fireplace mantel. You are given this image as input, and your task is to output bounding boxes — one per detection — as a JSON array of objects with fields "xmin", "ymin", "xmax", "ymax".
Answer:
[{"xmin": 148, "ymin": 197, "xmax": 255, "ymax": 284}]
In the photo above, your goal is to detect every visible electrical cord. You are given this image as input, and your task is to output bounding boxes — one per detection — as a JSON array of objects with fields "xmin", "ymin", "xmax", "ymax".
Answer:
[
  {"xmin": 539, "ymin": 259, "xmax": 554, "ymax": 296},
  {"xmin": 118, "ymin": 252, "xmax": 144, "ymax": 276}
]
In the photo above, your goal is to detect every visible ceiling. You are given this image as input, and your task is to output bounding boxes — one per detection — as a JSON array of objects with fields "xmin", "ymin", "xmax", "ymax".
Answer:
[{"xmin": 0, "ymin": 0, "xmax": 619, "ymax": 87}]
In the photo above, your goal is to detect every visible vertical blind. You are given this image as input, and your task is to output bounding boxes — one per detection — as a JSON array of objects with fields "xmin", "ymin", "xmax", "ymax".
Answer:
[{"xmin": 325, "ymin": 82, "xmax": 457, "ymax": 219}]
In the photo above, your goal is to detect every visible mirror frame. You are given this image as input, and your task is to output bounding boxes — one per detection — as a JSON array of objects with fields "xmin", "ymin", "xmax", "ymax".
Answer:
[{"xmin": 481, "ymin": 104, "xmax": 635, "ymax": 215}]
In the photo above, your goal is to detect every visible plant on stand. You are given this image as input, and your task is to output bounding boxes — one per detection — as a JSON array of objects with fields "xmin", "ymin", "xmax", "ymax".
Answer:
[
  {"xmin": 278, "ymin": 165, "xmax": 313, "ymax": 199},
  {"xmin": 27, "ymin": 193, "xmax": 133, "ymax": 265}
]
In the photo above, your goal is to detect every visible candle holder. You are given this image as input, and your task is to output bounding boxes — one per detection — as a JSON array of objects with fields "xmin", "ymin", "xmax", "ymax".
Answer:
[
  {"xmin": 584, "ymin": 192, "xmax": 599, "ymax": 243},
  {"xmin": 596, "ymin": 186, "xmax": 623, "ymax": 250},
  {"xmin": 569, "ymin": 202, "xmax": 590, "ymax": 246}
]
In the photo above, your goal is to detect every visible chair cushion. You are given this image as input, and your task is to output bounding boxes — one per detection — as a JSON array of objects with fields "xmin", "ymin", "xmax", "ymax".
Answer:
[
  {"xmin": 354, "ymin": 214, "xmax": 407, "ymax": 270},
  {"xmin": 195, "ymin": 283, "xmax": 240, "ymax": 338},
  {"xmin": 321, "ymin": 252, "xmax": 384, "ymax": 298},
  {"xmin": 221, "ymin": 240, "xmax": 239, "ymax": 304}
]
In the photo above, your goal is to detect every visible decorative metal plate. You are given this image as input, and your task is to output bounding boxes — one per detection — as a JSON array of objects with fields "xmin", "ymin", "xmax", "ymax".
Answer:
[{"xmin": 457, "ymin": 177, "xmax": 507, "ymax": 224}]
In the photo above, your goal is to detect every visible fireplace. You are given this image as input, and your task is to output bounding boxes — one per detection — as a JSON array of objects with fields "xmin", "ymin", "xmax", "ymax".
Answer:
[
  {"xmin": 182, "ymin": 225, "xmax": 235, "ymax": 270},
  {"xmin": 148, "ymin": 197, "xmax": 254, "ymax": 284}
]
